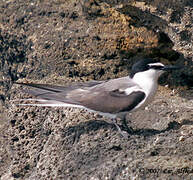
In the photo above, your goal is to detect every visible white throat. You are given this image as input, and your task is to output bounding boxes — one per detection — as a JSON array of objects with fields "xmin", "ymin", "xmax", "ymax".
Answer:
[{"xmin": 132, "ymin": 69, "xmax": 163, "ymax": 97}]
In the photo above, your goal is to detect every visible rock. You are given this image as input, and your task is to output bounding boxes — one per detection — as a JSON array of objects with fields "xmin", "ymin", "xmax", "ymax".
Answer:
[{"xmin": 0, "ymin": 0, "xmax": 193, "ymax": 179}]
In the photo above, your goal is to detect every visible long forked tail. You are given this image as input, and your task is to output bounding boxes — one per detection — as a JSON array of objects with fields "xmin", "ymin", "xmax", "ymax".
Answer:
[
  {"xmin": 13, "ymin": 82, "xmax": 84, "ymax": 108},
  {"xmin": 12, "ymin": 98, "xmax": 84, "ymax": 108}
]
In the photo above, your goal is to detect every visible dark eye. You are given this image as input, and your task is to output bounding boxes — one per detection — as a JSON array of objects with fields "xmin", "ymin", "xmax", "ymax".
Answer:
[{"xmin": 146, "ymin": 65, "xmax": 150, "ymax": 69}]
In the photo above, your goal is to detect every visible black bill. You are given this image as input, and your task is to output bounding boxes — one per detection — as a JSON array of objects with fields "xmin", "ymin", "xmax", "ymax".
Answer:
[{"xmin": 162, "ymin": 65, "xmax": 183, "ymax": 71}]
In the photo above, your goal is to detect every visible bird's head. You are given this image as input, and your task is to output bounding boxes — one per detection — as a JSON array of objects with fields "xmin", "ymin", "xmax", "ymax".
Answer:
[{"xmin": 130, "ymin": 58, "xmax": 181, "ymax": 80}]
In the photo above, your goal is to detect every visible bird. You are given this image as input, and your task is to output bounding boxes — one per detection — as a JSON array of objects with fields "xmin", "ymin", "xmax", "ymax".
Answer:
[{"xmin": 15, "ymin": 58, "xmax": 181, "ymax": 138}]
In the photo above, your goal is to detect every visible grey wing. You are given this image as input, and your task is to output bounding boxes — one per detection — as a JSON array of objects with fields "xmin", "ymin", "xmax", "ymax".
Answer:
[
  {"xmin": 16, "ymin": 78, "xmax": 145, "ymax": 113},
  {"xmin": 15, "ymin": 77, "xmax": 134, "ymax": 99},
  {"xmin": 65, "ymin": 78, "xmax": 145, "ymax": 113},
  {"xmin": 74, "ymin": 89, "xmax": 145, "ymax": 113},
  {"xmin": 16, "ymin": 80, "xmax": 105, "ymax": 99}
]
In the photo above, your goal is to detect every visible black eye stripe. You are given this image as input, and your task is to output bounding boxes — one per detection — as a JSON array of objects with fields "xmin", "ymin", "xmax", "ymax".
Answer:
[{"xmin": 148, "ymin": 65, "xmax": 164, "ymax": 70}]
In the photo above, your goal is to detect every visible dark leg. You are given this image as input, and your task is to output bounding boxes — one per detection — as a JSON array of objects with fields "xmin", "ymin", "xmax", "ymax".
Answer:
[
  {"xmin": 111, "ymin": 118, "xmax": 129, "ymax": 139},
  {"xmin": 112, "ymin": 113, "xmax": 134, "ymax": 138},
  {"xmin": 121, "ymin": 114, "xmax": 134, "ymax": 134}
]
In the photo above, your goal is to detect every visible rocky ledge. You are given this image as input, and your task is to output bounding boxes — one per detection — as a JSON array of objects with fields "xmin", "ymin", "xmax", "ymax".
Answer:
[{"xmin": 0, "ymin": 0, "xmax": 192, "ymax": 179}]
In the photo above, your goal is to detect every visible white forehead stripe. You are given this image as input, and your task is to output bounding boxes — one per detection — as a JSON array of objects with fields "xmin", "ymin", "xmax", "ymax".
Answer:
[{"xmin": 148, "ymin": 62, "xmax": 164, "ymax": 67}]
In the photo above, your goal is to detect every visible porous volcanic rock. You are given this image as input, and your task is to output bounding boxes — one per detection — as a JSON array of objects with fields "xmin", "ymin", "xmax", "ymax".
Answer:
[{"xmin": 0, "ymin": 0, "xmax": 192, "ymax": 179}]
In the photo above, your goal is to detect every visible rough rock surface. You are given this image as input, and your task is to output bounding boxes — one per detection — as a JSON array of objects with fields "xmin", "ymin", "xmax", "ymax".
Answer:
[{"xmin": 0, "ymin": 0, "xmax": 192, "ymax": 179}]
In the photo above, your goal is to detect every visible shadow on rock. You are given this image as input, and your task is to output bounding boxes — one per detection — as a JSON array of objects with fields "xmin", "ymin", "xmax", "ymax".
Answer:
[
  {"xmin": 133, "ymin": 119, "xmax": 193, "ymax": 137},
  {"xmin": 61, "ymin": 118, "xmax": 193, "ymax": 141},
  {"xmin": 61, "ymin": 120, "xmax": 115, "ymax": 143}
]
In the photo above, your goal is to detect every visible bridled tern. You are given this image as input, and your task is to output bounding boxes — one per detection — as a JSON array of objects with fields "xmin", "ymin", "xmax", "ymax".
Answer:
[{"xmin": 15, "ymin": 58, "xmax": 181, "ymax": 138}]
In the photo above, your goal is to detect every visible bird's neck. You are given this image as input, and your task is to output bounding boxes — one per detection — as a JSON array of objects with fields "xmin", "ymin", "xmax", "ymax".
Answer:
[{"xmin": 132, "ymin": 72, "xmax": 159, "ymax": 97}]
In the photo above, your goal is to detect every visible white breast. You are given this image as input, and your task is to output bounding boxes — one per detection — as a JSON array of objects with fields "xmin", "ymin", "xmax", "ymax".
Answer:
[{"xmin": 130, "ymin": 69, "xmax": 161, "ymax": 111}]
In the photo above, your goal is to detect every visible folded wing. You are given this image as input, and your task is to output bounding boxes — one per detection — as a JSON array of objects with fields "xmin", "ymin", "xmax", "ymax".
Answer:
[{"xmin": 15, "ymin": 78, "xmax": 145, "ymax": 113}]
